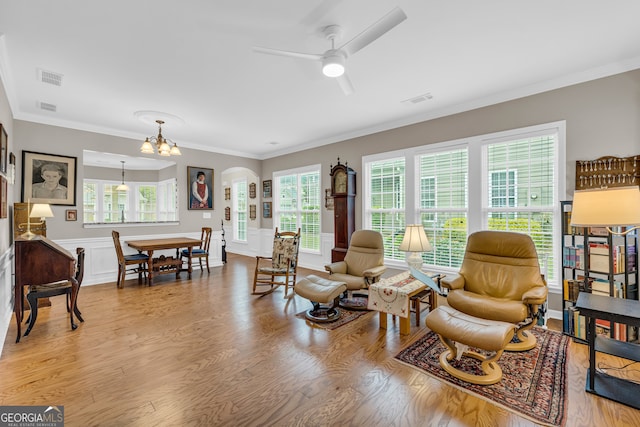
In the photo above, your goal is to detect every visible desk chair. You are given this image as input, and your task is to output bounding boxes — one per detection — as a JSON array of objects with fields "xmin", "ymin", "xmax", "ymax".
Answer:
[{"xmin": 24, "ymin": 247, "xmax": 85, "ymax": 336}]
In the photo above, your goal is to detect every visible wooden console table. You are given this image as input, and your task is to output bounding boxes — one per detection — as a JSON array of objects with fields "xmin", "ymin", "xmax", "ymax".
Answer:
[
  {"xmin": 575, "ymin": 292, "xmax": 640, "ymax": 409},
  {"xmin": 127, "ymin": 237, "xmax": 202, "ymax": 286}
]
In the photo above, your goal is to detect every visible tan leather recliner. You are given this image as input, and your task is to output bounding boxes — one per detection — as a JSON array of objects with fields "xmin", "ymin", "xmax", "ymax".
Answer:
[
  {"xmin": 441, "ymin": 230, "xmax": 548, "ymax": 351},
  {"xmin": 325, "ymin": 230, "xmax": 387, "ymax": 309}
]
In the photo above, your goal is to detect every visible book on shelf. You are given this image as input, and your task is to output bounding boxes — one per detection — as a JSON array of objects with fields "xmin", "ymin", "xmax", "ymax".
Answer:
[
  {"xmin": 589, "ymin": 227, "xmax": 609, "ymax": 236},
  {"xmin": 569, "ymin": 306, "xmax": 586, "ymax": 340},
  {"xmin": 563, "ymin": 279, "xmax": 582, "ymax": 302},
  {"xmin": 587, "ymin": 241, "xmax": 634, "ymax": 274},
  {"xmin": 562, "ymin": 245, "xmax": 584, "ymax": 269},
  {"xmin": 595, "ymin": 318, "xmax": 610, "ymax": 336}
]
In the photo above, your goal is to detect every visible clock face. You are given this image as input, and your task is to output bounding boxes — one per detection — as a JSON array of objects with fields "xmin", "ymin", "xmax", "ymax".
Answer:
[{"xmin": 335, "ymin": 170, "xmax": 347, "ymax": 194}]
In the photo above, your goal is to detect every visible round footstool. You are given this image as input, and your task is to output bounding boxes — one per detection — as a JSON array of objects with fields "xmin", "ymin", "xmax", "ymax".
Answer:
[
  {"xmin": 426, "ymin": 305, "xmax": 516, "ymax": 385},
  {"xmin": 295, "ymin": 275, "xmax": 347, "ymax": 323}
]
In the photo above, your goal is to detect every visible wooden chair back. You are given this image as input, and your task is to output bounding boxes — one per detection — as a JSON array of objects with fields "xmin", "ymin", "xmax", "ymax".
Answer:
[
  {"xmin": 200, "ymin": 227, "xmax": 212, "ymax": 252},
  {"xmin": 111, "ymin": 230, "xmax": 125, "ymax": 263}
]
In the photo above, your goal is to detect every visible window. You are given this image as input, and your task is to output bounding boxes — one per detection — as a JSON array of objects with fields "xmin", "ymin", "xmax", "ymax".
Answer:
[
  {"xmin": 489, "ymin": 170, "xmax": 516, "ymax": 207},
  {"xmin": 484, "ymin": 134, "xmax": 557, "ymax": 279},
  {"xmin": 366, "ymin": 157, "xmax": 405, "ymax": 260},
  {"xmin": 82, "ymin": 178, "xmax": 177, "ymax": 223},
  {"xmin": 157, "ymin": 180, "xmax": 177, "ymax": 221},
  {"xmin": 233, "ymin": 179, "xmax": 247, "ymax": 241},
  {"xmin": 418, "ymin": 148, "xmax": 468, "ymax": 268},
  {"xmin": 364, "ymin": 122, "xmax": 564, "ymax": 287},
  {"xmin": 273, "ymin": 165, "xmax": 321, "ymax": 252}
]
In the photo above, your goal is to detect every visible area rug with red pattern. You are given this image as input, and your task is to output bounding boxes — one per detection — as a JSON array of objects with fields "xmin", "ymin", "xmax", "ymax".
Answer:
[{"xmin": 395, "ymin": 327, "xmax": 569, "ymax": 427}]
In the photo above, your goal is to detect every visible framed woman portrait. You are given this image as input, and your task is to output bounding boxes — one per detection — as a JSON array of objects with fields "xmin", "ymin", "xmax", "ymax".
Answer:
[
  {"xmin": 22, "ymin": 150, "xmax": 77, "ymax": 206},
  {"xmin": 188, "ymin": 166, "xmax": 213, "ymax": 210}
]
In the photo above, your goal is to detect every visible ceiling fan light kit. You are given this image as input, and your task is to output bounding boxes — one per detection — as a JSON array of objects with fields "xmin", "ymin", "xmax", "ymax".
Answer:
[
  {"xmin": 322, "ymin": 50, "xmax": 346, "ymax": 77},
  {"xmin": 253, "ymin": 7, "xmax": 407, "ymax": 95}
]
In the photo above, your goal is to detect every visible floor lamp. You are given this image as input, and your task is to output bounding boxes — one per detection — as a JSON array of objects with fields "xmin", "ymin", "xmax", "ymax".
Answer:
[{"xmin": 570, "ymin": 186, "xmax": 640, "ymax": 235}]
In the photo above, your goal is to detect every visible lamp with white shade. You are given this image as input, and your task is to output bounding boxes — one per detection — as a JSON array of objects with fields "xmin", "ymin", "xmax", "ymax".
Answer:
[
  {"xmin": 399, "ymin": 224, "xmax": 432, "ymax": 270},
  {"xmin": 570, "ymin": 186, "xmax": 640, "ymax": 235},
  {"xmin": 21, "ymin": 201, "xmax": 54, "ymax": 239}
]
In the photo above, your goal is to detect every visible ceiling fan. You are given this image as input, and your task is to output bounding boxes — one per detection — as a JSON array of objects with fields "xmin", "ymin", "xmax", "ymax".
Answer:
[{"xmin": 253, "ymin": 7, "xmax": 407, "ymax": 95}]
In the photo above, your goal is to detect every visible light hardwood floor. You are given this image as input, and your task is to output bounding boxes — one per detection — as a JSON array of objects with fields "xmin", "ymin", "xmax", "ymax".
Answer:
[{"xmin": 1, "ymin": 253, "xmax": 639, "ymax": 426}]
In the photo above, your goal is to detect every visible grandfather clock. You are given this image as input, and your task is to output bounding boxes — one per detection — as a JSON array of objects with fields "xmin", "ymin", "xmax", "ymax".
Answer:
[{"xmin": 330, "ymin": 159, "xmax": 356, "ymax": 262}]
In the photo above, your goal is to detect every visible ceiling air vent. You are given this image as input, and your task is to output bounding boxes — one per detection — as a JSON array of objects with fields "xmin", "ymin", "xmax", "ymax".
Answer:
[
  {"xmin": 402, "ymin": 92, "xmax": 433, "ymax": 105},
  {"xmin": 39, "ymin": 102, "xmax": 57, "ymax": 112},
  {"xmin": 38, "ymin": 69, "xmax": 63, "ymax": 86}
]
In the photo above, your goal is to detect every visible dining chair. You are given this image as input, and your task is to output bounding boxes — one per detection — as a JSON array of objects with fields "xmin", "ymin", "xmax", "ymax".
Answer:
[
  {"xmin": 112, "ymin": 230, "xmax": 148, "ymax": 288},
  {"xmin": 180, "ymin": 227, "xmax": 212, "ymax": 273},
  {"xmin": 24, "ymin": 247, "xmax": 85, "ymax": 337}
]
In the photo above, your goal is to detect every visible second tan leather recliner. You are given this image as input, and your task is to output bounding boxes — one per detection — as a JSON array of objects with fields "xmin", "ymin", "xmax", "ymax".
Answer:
[{"xmin": 441, "ymin": 230, "xmax": 548, "ymax": 351}]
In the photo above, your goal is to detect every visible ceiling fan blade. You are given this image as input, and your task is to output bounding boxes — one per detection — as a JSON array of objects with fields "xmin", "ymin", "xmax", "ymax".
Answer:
[
  {"xmin": 339, "ymin": 7, "xmax": 407, "ymax": 56},
  {"xmin": 252, "ymin": 46, "xmax": 323, "ymax": 61},
  {"xmin": 336, "ymin": 73, "xmax": 354, "ymax": 96}
]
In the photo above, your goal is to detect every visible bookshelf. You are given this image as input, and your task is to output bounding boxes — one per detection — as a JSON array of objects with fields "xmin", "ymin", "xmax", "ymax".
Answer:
[{"xmin": 561, "ymin": 200, "xmax": 639, "ymax": 343}]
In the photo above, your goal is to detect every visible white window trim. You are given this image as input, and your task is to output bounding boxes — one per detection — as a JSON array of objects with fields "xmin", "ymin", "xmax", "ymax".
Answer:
[
  {"xmin": 83, "ymin": 177, "xmax": 178, "ymax": 224},
  {"xmin": 232, "ymin": 178, "xmax": 247, "ymax": 243},
  {"xmin": 273, "ymin": 163, "xmax": 322, "ymax": 254},
  {"xmin": 363, "ymin": 121, "xmax": 566, "ymax": 289}
]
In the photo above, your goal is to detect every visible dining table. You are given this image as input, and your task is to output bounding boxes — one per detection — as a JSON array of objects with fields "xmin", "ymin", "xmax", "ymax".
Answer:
[{"xmin": 126, "ymin": 237, "xmax": 203, "ymax": 286}]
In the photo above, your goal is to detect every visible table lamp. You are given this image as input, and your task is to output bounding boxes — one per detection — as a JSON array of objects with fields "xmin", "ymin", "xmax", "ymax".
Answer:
[
  {"xmin": 21, "ymin": 201, "xmax": 54, "ymax": 239},
  {"xmin": 399, "ymin": 224, "xmax": 432, "ymax": 270},
  {"xmin": 570, "ymin": 186, "xmax": 640, "ymax": 235}
]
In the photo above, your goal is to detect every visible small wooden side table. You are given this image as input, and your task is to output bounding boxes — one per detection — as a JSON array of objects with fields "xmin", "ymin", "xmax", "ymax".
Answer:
[{"xmin": 369, "ymin": 271, "xmax": 433, "ymax": 335}]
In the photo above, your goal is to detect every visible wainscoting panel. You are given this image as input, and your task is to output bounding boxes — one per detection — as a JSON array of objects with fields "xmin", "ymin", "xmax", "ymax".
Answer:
[
  {"xmin": 0, "ymin": 247, "xmax": 14, "ymax": 355},
  {"xmin": 223, "ymin": 228, "xmax": 332, "ymax": 273}
]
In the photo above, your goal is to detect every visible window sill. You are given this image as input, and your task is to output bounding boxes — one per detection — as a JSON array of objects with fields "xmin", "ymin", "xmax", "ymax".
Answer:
[{"xmin": 83, "ymin": 221, "xmax": 179, "ymax": 229}]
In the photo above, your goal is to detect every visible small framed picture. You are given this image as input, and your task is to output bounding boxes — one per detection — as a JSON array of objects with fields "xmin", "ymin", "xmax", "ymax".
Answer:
[
  {"xmin": 249, "ymin": 204, "xmax": 256, "ymax": 220},
  {"xmin": 224, "ymin": 187, "xmax": 231, "ymax": 200},
  {"xmin": 0, "ymin": 176, "xmax": 7, "ymax": 219},
  {"xmin": 249, "ymin": 182, "xmax": 256, "ymax": 199},
  {"xmin": 262, "ymin": 202, "xmax": 272, "ymax": 218},
  {"xmin": 22, "ymin": 150, "xmax": 77, "ymax": 206},
  {"xmin": 262, "ymin": 179, "xmax": 272, "ymax": 198},
  {"xmin": 65, "ymin": 209, "xmax": 77, "ymax": 221},
  {"xmin": 0, "ymin": 123, "xmax": 7, "ymax": 175}
]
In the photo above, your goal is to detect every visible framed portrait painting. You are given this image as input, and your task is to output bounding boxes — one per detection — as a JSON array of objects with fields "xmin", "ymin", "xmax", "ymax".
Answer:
[
  {"xmin": 188, "ymin": 166, "xmax": 213, "ymax": 210},
  {"xmin": 22, "ymin": 150, "xmax": 77, "ymax": 206}
]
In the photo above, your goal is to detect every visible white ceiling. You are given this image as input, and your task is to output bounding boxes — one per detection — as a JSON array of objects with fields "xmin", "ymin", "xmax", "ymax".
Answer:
[{"xmin": 2, "ymin": 1, "xmax": 640, "ymax": 160}]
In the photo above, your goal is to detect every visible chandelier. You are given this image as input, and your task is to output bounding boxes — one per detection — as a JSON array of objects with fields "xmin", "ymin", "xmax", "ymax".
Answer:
[{"xmin": 140, "ymin": 119, "xmax": 181, "ymax": 156}]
